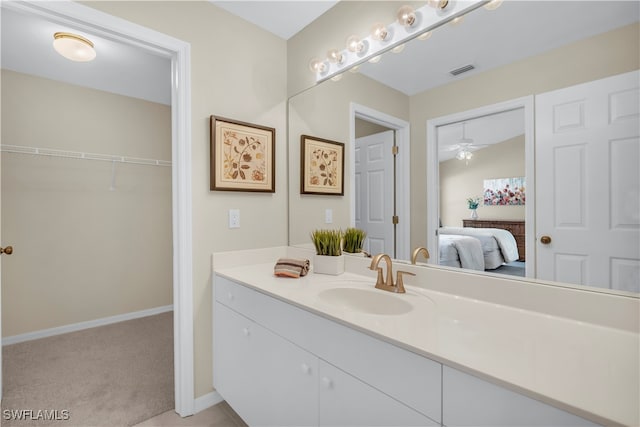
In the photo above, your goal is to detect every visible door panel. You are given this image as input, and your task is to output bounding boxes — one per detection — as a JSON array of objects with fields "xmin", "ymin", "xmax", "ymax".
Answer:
[
  {"xmin": 535, "ymin": 71, "xmax": 640, "ymax": 291},
  {"xmin": 355, "ymin": 131, "xmax": 394, "ymax": 256}
]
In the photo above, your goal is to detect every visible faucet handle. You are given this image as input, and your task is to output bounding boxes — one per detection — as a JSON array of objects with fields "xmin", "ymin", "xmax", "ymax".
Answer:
[{"xmin": 395, "ymin": 270, "xmax": 415, "ymax": 293}]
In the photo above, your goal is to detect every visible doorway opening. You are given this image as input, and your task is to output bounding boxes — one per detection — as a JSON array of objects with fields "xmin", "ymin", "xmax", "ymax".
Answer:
[
  {"xmin": 0, "ymin": 0, "xmax": 194, "ymax": 415},
  {"xmin": 426, "ymin": 96, "xmax": 535, "ymax": 278},
  {"xmin": 350, "ymin": 103, "xmax": 410, "ymax": 261}
]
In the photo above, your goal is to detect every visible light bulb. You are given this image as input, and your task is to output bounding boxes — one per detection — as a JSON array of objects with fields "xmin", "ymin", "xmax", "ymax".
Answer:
[
  {"xmin": 428, "ymin": 0, "xmax": 449, "ymax": 10},
  {"xmin": 392, "ymin": 44, "xmax": 405, "ymax": 54},
  {"xmin": 484, "ymin": 0, "xmax": 504, "ymax": 10},
  {"xmin": 417, "ymin": 31, "xmax": 433, "ymax": 41},
  {"xmin": 368, "ymin": 55, "xmax": 381, "ymax": 64},
  {"xmin": 346, "ymin": 35, "xmax": 365, "ymax": 53},
  {"xmin": 349, "ymin": 65, "xmax": 360, "ymax": 73},
  {"xmin": 396, "ymin": 5, "xmax": 416, "ymax": 27},
  {"xmin": 449, "ymin": 15, "xmax": 465, "ymax": 26},
  {"xmin": 456, "ymin": 150, "xmax": 465, "ymax": 160},
  {"xmin": 370, "ymin": 23, "xmax": 389, "ymax": 41},
  {"xmin": 465, "ymin": 151, "xmax": 473, "ymax": 160},
  {"xmin": 330, "ymin": 74, "xmax": 343, "ymax": 82},
  {"xmin": 308, "ymin": 58, "xmax": 326, "ymax": 73},
  {"xmin": 327, "ymin": 49, "xmax": 343, "ymax": 64}
]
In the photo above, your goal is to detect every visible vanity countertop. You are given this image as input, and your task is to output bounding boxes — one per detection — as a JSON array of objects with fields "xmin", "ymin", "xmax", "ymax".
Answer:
[{"xmin": 214, "ymin": 262, "xmax": 639, "ymax": 426}]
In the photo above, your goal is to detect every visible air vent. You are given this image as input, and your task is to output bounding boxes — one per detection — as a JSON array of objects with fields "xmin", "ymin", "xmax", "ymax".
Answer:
[{"xmin": 449, "ymin": 64, "xmax": 475, "ymax": 76}]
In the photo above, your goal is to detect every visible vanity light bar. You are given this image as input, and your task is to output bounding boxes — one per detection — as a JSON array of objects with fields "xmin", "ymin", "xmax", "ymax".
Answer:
[{"xmin": 314, "ymin": 0, "xmax": 489, "ymax": 83}]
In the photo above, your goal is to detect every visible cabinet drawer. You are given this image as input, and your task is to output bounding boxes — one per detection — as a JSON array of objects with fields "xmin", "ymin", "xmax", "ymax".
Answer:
[
  {"xmin": 443, "ymin": 367, "xmax": 600, "ymax": 426},
  {"xmin": 214, "ymin": 275, "xmax": 442, "ymax": 423}
]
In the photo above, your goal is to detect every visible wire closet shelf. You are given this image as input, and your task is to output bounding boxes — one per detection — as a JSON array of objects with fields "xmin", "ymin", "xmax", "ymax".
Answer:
[{"xmin": 0, "ymin": 144, "xmax": 172, "ymax": 167}]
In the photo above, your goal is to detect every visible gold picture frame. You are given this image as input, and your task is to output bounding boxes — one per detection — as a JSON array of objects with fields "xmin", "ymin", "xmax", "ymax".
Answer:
[
  {"xmin": 210, "ymin": 116, "xmax": 275, "ymax": 192},
  {"xmin": 300, "ymin": 135, "xmax": 344, "ymax": 196}
]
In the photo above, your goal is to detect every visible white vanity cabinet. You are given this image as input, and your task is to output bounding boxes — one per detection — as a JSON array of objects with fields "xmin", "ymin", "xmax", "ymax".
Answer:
[
  {"xmin": 442, "ymin": 367, "xmax": 600, "ymax": 427},
  {"xmin": 214, "ymin": 303, "xmax": 318, "ymax": 426},
  {"xmin": 214, "ymin": 275, "xmax": 440, "ymax": 426},
  {"xmin": 318, "ymin": 360, "xmax": 438, "ymax": 426}
]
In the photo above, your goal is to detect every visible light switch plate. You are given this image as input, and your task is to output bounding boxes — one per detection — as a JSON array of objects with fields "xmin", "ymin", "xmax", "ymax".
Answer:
[
  {"xmin": 325, "ymin": 208, "xmax": 333, "ymax": 224},
  {"xmin": 229, "ymin": 209, "xmax": 240, "ymax": 228}
]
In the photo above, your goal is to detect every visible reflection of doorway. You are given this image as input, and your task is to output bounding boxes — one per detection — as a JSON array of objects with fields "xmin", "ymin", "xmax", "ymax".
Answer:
[
  {"xmin": 355, "ymin": 130, "xmax": 394, "ymax": 256},
  {"xmin": 350, "ymin": 103, "xmax": 410, "ymax": 260},
  {"xmin": 426, "ymin": 96, "xmax": 535, "ymax": 278}
]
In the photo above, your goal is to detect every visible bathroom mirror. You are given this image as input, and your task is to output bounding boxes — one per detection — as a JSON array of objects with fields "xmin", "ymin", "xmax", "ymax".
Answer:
[{"xmin": 288, "ymin": 0, "xmax": 640, "ymax": 294}]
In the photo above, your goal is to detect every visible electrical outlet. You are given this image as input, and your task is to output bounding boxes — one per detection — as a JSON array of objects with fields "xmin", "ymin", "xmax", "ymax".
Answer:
[
  {"xmin": 229, "ymin": 209, "xmax": 240, "ymax": 228},
  {"xmin": 325, "ymin": 208, "xmax": 333, "ymax": 224}
]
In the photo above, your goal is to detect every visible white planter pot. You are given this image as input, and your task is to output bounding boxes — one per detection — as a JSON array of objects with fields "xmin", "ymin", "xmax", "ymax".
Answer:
[{"xmin": 313, "ymin": 254, "xmax": 345, "ymax": 275}]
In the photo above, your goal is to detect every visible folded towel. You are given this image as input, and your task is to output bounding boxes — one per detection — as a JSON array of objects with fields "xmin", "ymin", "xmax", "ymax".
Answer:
[{"xmin": 274, "ymin": 258, "xmax": 310, "ymax": 278}]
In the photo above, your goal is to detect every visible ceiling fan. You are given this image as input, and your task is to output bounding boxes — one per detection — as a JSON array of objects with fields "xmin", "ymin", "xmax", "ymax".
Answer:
[{"xmin": 440, "ymin": 122, "xmax": 489, "ymax": 162}]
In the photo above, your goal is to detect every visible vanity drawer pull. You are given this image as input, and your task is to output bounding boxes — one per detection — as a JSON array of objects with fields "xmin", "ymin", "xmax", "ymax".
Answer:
[
  {"xmin": 242, "ymin": 327, "xmax": 250, "ymax": 336},
  {"xmin": 301, "ymin": 363, "xmax": 311, "ymax": 375},
  {"xmin": 227, "ymin": 292, "xmax": 234, "ymax": 301}
]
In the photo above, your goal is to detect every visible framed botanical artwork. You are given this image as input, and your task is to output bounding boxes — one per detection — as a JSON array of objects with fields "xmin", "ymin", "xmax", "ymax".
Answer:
[
  {"xmin": 210, "ymin": 116, "xmax": 275, "ymax": 192},
  {"xmin": 300, "ymin": 135, "xmax": 344, "ymax": 196}
]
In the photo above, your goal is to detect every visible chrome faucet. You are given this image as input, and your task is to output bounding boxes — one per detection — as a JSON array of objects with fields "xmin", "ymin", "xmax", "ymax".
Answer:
[
  {"xmin": 411, "ymin": 247, "xmax": 430, "ymax": 265},
  {"xmin": 369, "ymin": 253, "xmax": 415, "ymax": 294}
]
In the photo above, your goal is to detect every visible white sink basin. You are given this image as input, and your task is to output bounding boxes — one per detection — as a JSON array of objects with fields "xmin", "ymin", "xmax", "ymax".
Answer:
[{"xmin": 317, "ymin": 287, "xmax": 413, "ymax": 315}]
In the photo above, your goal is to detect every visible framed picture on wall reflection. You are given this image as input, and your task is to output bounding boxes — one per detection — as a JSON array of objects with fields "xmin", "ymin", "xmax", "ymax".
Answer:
[
  {"xmin": 300, "ymin": 135, "xmax": 344, "ymax": 196},
  {"xmin": 210, "ymin": 116, "xmax": 275, "ymax": 192}
]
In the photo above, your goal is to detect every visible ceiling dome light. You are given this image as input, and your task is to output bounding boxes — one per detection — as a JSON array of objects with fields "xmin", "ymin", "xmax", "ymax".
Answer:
[
  {"xmin": 484, "ymin": 0, "xmax": 504, "ymax": 10},
  {"xmin": 396, "ymin": 5, "xmax": 417, "ymax": 27},
  {"xmin": 53, "ymin": 32, "xmax": 96, "ymax": 62}
]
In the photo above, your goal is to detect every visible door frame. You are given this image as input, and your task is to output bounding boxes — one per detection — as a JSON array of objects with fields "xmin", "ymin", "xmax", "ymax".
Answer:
[
  {"xmin": 426, "ymin": 96, "xmax": 535, "ymax": 278},
  {"xmin": 1, "ymin": 0, "xmax": 195, "ymax": 415},
  {"xmin": 350, "ymin": 103, "xmax": 410, "ymax": 261}
]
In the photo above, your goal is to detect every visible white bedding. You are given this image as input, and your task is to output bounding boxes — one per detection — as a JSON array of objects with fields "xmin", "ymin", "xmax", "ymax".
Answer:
[
  {"xmin": 439, "ymin": 235, "xmax": 485, "ymax": 271},
  {"xmin": 439, "ymin": 226, "xmax": 520, "ymax": 263}
]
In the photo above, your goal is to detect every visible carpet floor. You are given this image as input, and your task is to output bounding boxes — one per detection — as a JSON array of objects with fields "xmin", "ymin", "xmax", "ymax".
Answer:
[{"xmin": 2, "ymin": 311, "xmax": 174, "ymax": 426}]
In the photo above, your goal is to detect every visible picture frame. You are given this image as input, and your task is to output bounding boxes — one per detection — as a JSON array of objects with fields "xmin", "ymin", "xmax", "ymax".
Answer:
[
  {"xmin": 483, "ymin": 177, "xmax": 526, "ymax": 206},
  {"xmin": 210, "ymin": 116, "xmax": 275, "ymax": 192},
  {"xmin": 300, "ymin": 134, "xmax": 344, "ymax": 196}
]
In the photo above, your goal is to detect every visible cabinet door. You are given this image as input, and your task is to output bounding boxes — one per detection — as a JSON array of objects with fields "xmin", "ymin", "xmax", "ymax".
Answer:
[
  {"xmin": 214, "ymin": 303, "xmax": 318, "ymax": 426},
  {"xmin": 319, "ymin": 360, "xmax": 438, "ymax": 427},
  {"xmin": 443, "ymin": 367, "xmax": 600, "ymax": 426}
]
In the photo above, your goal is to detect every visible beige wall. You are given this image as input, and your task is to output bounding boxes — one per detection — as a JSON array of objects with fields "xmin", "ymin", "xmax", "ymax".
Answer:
[
  {"xmin": 1, "ymin": 70, "xmax": 172, "ymax": 336},
  {"xmin": 410, "ymin": 22, "xmax": 640, "ymax": 249},
  {"xmin": 439, "ymin": 135, "xmax": 525, "ymax": 226},
  {"xmin": 64, "ymin": 1, "xmax": 287, "ymax": 399},
  {"xmin": 288, "ymin": 72, "xmax": 409, "ymax": 245},
  {"xmin": 355, "ymin": 118, "xmax": 390, "ymax": 138}
]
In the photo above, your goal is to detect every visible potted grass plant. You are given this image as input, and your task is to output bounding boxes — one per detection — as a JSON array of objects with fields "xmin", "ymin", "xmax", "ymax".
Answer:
[
  {"xmin": 310, "ymin": 229, "xmax": 344, "ymax": 275},
  {"xmin": 343, "ymin": 227, "xmax": 367, "ymax": 255}
]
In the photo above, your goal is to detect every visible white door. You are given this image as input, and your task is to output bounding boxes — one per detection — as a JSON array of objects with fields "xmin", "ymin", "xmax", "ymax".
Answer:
[
  {"xmin": 355, "ymin": 131, "xmax": 394, "ymax": 256},
  {"xmin": 535, "ymin": 70, "xmax": 640, "ymax": 292}
]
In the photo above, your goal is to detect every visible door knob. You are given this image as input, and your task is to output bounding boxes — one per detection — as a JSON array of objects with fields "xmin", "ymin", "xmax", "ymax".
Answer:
[
  {"xmin": 0, "ymin": 246, "xmax": 13, "ymax": 255},
  {"xmin": 540, "ymin": 236, "xmax": 552, "ymax": 245}
]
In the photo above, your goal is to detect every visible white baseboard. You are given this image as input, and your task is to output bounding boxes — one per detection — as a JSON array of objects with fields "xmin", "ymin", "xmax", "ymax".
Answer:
[
  {"xmin": 194, "ymin": 391, "xmax": 223, "ymax": 414},
  {"xmin": 2, "ymin": 305, "xmax": 173, "ymax": 346}
]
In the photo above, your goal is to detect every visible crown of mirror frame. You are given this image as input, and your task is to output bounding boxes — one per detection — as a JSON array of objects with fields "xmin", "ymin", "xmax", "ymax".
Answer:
[{"xmin": 308, "ymin": 0, "xmax": 503, "ymax": 82}]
